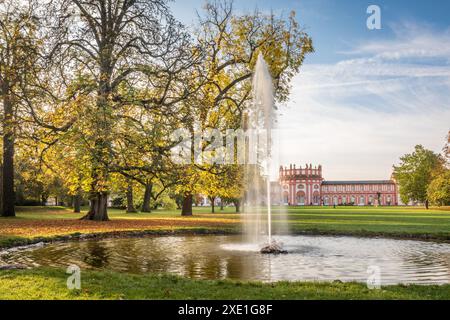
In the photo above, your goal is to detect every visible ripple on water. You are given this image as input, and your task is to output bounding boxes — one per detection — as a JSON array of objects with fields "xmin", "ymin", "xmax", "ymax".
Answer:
[{"xmin": 1, "ymin": 235, "xmax": 449, "ymax": 285}]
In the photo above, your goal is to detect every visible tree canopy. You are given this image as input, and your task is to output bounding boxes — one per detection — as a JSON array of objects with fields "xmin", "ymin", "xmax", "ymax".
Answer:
[
  {"xmin": 0, "ymin": 0, "xmax": 313, "ymax": 219},
  {"xmin": 393, "ymin": 145, "xmax": 445, "ymax": 208}
]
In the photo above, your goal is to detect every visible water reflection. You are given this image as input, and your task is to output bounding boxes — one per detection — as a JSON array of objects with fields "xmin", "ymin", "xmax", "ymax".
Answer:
[
  {"xmin": 2, "ymin": 235, "xmax": 450, "ymax": 285},
  {"xmin": 82, "ymin": 241, "xmax": 110, "ymax": 268}
]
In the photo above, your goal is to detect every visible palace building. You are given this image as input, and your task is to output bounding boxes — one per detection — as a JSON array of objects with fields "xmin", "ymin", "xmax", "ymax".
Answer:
[{"xmin": 278, "ymin": 164, "xmax": 398, "ymax": 206}]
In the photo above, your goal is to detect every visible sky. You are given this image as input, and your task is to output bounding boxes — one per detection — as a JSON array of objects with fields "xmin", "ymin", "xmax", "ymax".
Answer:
[{"xmin": 170, "ymin": 0, "xmax": 450, "ymax": 180}]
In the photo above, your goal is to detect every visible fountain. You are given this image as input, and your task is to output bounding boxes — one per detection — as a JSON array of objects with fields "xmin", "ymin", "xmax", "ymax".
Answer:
[{"xmin": 243, "ymin": 54, "xmax": 287, "ymax": 254}]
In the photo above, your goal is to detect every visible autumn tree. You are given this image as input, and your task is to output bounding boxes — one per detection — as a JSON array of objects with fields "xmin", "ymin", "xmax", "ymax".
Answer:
[
  {"xmin": 427, "ymin": 170, "xmax": 450, "ymax": 206},
  {"xmin": 393, "ymin": 145, "xmax": 444, "ymax": 209},
  {"xmin": 176, "ymin": 1, "xmax": 313, "ymax": 216},
  {"xmin": 108, "ymin": 97, "xmax": 182, "ymax": 213},
  {"xmin": 427, "ymin": 133, "xmax": 450, "ymax": 206},
  {"xmin": 0, "ymin": 0, "xmax": 40, "ymax": 216},
  {"xmin": 217, "ymin": 165, "xmax": 243, "ymax": 212},
  {"xmin": 40, "ymin": 0, "xmax": 198, "ymax": 221}
]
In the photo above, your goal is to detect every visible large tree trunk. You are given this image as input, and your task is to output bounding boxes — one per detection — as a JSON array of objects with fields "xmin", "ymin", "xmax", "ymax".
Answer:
[
  {"xmin": 142, "ymin": 183, "xmax": 152, "ymax": 213},
  {"xmin": 234, "ymin": 200, "xmax": 241, "ymax": 213},
  {"xmin": 80, "ymin": 63, "xmax": 112, "ymax": 222},
  {"xmin": 181, "ymin": 193, "xmax": 193, "ymax": 216},
  {"xmin": 126, "ymin": 180, "xmax": 137, "ymax": 213},
  {"xmin": 81, "ymin": 192, "xmax": 109, "ymax": 221},
  {"xmin": 425, "ymin": 200, "xmax": 429, "ymax": 210},
  {"xmin": 1, "ymin": 85, "xmax": 15, "ymax": 217},
  {"xmin": 176, "ymin": 197, "xmax": 182, "ymax": 210},
  {"xmin": 41, "ymin": 195, "xmax": 47, "ymax": 206},
  {"xmin": 73, "ymin": 193, "xmax": 81, "ymax": 213},
  {"xmin": 209, "ymin": 196, "xmax": 215, "ymax": 213}
]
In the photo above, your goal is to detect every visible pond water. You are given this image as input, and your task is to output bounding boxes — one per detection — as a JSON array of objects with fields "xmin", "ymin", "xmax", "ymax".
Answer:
[{"xmin": 1, "ymin": 235, "xmax": 450, "ymax": 285}]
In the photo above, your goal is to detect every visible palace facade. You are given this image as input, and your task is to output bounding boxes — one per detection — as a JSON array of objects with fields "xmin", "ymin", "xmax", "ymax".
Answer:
[{"xmin": 278, "ymin": 164, "xmax": 398, "ymax": 206}]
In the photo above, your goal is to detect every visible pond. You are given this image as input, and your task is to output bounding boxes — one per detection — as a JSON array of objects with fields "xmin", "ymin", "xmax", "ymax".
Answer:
[{"xmin": 1, "ymin": 235, "xmax": 450, "ymax": 285}]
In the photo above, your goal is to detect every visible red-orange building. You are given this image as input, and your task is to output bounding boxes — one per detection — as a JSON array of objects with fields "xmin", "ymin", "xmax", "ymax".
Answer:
[{"xmin": 279, "ymin": 164, "xmax": 398, "ymax": 206}]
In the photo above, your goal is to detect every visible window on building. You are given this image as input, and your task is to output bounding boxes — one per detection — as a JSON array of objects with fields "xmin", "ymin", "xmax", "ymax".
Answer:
[
  {"xmin": 359, "ymin": 196, "xmax": 365, "ymax": 205},
  {"xmin": 313, "ymin": 192, "xmax": 320, "ymax": 205},
  {"xmin": 297, "ymin": 192, "xmax": 306, "ymax": 206}
]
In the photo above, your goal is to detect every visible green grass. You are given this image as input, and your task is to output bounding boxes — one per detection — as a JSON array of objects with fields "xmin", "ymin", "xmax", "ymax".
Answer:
[
  {"xmin": 281, "ymin": 206, "xmax": 450, "ymax": 239},
  {"xmin": 0, "ymin": 268, "xmax": 449, "ymax": 300}
]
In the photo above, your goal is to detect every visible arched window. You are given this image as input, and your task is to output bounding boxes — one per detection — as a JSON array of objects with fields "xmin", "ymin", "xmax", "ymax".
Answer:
[
  {"xmin": 313, "ymin": 192, "xmax": 320, "ymax": 205},
  {"xmin": 359, "ymin": 196, "xmax": 365, "ymax": 206},
  {"xmin": 297, "ymin": 191, "xmax": 306, "ymax": 206}
]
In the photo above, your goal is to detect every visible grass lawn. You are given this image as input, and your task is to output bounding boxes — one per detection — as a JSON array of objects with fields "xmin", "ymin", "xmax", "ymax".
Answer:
[
  {"xmin": 0, "ymin": 268, "xmax": 449, "ymax": 300},
  {"xmin": 283, "ymin": 206, "xmax": 450, "ymax": 240}
]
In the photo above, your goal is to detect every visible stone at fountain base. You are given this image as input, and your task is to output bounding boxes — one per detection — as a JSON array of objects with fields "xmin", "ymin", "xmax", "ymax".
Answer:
[{"xmin": 260, "ymin": 242, "xmax": 288, "ymax": 254}]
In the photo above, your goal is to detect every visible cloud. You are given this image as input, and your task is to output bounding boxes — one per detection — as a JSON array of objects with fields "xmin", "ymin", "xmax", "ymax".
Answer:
[
  {"xmin": 277, "ymin": 22, "xmax": 450, "ymax": 180},
  {"xmin": 344, "ymin": 22, "xmax": 450, "ymax": 63}
]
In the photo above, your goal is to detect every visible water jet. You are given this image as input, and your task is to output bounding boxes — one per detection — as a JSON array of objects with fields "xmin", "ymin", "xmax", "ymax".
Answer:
[{"xmin": 243, "ymin": 53, "xmax": 287, "ymax": 254}]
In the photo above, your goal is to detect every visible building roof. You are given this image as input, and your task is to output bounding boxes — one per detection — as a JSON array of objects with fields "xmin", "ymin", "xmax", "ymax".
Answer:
[{"xmin": 322, "ymin": 180, "xmax": 394, "ymax": 185}]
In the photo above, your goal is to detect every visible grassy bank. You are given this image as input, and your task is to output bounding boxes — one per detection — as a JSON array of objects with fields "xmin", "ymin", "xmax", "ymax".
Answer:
[
  {"xmin": 1, "ymin": 206, "xmax": 450, "ymax": 249},
  {"xmin": 0, "ymin": 268, "xmax": 449, "ymax": 300},
  {"xmin": 284, "ymin": 206, "xmax": 450, "ymax": 241}
]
